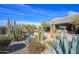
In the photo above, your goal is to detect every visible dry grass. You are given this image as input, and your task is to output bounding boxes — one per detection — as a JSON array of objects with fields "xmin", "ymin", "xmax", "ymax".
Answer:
[{"xmin": 27, "ymin": 41, "xmax": 46, "ymax": 54}]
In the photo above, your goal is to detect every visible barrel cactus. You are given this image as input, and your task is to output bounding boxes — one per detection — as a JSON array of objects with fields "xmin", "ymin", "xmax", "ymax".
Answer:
[{"xmin": 46, "ymin": 34, "xmax": 78, "ymax": 54}]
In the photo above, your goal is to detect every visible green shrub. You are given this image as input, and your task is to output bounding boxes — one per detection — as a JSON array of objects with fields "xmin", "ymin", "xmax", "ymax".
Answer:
[{"xmin": 0, "ymin": 35, "xmax": 12, "ymax": 51}]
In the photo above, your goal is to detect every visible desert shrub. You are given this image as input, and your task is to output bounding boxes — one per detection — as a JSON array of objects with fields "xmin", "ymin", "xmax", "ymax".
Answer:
[
  {"xmin": 27, "ymin": 41, "xmax": 46, "ymax": 54},
  {"xmin": 0, "ymin": 35, "xmax": 12, "ymax": 51}
]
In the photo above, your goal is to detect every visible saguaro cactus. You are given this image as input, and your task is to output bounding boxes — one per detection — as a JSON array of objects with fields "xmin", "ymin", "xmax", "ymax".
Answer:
[
  {"xmin": 12, "ymin": 20, "xmax": 23, "ymax": 41},
  {"xmin": 37, "ymin": 26, "xmax": 44, "ymax": 41},
  {"xmin": 7, "ymin": 18, "xmax": 11, "ymax": 34}
]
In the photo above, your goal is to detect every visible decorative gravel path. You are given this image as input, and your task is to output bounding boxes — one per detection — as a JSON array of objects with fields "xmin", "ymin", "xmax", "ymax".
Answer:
[
  {"xmin": 8, "ymin": 40, "xmax": 50, "ymax": 54},
  {"xmin": 8, "ymin": 40, "xmax": 28, "ymax": 54}
]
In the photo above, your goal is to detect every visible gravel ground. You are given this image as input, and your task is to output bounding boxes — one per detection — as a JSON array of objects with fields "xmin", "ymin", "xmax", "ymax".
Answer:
[
  {"xmin": 8, "ymin": 40, "xmax": 50, "ymax": 54},
  {"xmin": 8, "ymin": 40, "xmax": 28, "ymax": 54}
]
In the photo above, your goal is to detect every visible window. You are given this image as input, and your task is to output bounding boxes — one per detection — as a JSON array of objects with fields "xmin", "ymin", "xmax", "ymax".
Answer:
[{"xmin": 59, "ymin": 26, "xmax": 66, "ymax": 30}]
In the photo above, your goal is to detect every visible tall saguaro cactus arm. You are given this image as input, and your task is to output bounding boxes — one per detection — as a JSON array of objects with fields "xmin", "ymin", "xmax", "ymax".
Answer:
[{"xmin": 7, "ymin": 18, "xmax": 11, "ymax": 34}]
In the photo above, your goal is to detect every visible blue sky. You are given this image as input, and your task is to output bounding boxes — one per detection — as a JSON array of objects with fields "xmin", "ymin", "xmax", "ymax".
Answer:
[{"xmin": 0, "ymin": 4, "xmax": 79, "ymax": 26}]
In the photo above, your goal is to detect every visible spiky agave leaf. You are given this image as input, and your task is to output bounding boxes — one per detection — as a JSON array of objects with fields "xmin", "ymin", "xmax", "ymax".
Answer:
[
  {"xmin": 56, "ymin": 34, "xmax": 64, "ymax": 53},
  {"xmin": 45, "ymin": 42, "xmax": 57, "ymax": 54},
  {"xmin": 70, "ymin": 35, "xmax": 78, "ymax": 54},
  {"xmin": 63, "ymin": 34, "xmax": 69, "ymax": 54},
  {"xmin": 59, "ymin": 34, "xmax": 64, "ymax": 49},
  {"xmin": 25, "ymin": 34, "xmax": 32, "ymax": 45},
  {"xmin": 53, "ymin": 38, "xmax": 63, "ymax": 54}
]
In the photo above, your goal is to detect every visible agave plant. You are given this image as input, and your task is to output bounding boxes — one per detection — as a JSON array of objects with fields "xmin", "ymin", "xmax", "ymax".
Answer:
[
  {"xmin": 25, "ymin": 33, "xmax": 32, "ymax": 45},
  {"xmin": 46, "ymin": 34, "xmax": 78, "ymax": 54}
]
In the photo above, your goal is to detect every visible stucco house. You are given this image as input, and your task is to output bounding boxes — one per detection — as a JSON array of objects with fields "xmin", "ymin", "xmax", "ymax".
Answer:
[{"xmin": 52, "ymin": 14, "xmax": 79, "ymax": 33}]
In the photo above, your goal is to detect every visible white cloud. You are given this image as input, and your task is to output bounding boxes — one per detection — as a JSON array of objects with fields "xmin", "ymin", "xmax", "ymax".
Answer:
[{"xmin": 68, "ymin": 11, "xmax": 79, "ymax": 15}]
